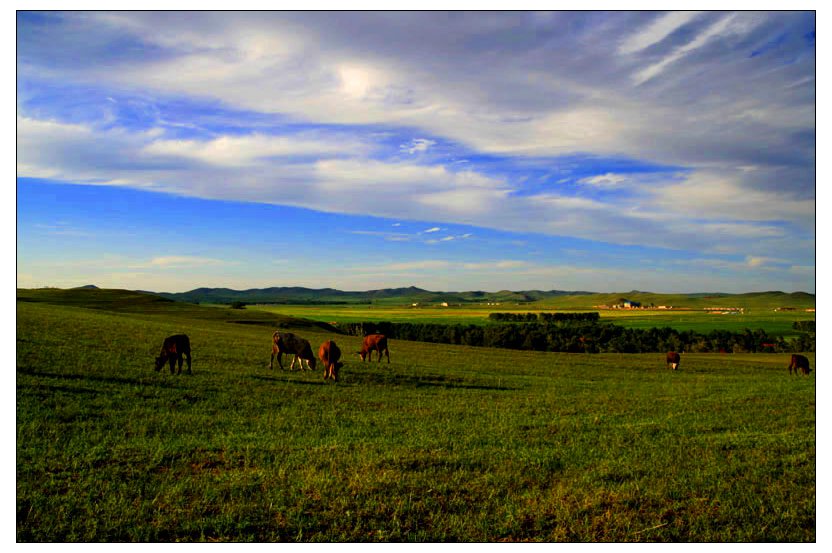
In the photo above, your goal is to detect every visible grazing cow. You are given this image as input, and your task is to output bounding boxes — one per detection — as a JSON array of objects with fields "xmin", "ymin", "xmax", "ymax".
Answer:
[
  {"xmin": 319, "ymin": 340, "xmax": 344, "ymax": 381},
  {"xmin": 270, "ymin": 331, "xmax": 316, "ymax": 371},
  {"xmin": 357, "ymin": 334, "xmax": 390, "ymax": 363},
  {"xmin": 666, "ymin": 351, "xmax": 681, "ymax": 371},
  {"xmin": 155, "ymin": 334, "xmax": 192, "ymax": 375},
  {"xmin": 788, "ymin": 354, "xmax": 811, "ymax": 376}
]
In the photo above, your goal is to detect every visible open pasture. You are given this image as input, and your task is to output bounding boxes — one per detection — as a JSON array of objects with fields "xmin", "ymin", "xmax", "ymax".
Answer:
[
  {"xmin": 252, "ymin": 303, "xmax": 814, "ymax": 337},
  {"xmin": 16, "ymin": 296, "xmax": 815, "ymax": 542}
]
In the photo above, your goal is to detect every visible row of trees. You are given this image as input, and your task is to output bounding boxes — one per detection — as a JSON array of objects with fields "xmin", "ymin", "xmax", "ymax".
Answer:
[
  {"xmin": 338, "ymin": 320, "xmax": 815, "ymax": 354},
  {"xmin": 487, "ymin": 312, "xmax": 601, "ymax": 323},
  {"xmin": 793, "ymin": 320, "xmax": 816, "ymax": 332}
]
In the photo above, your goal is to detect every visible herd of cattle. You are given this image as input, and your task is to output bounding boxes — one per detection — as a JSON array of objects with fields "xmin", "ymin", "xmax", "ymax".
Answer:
[
  {"xmin": 154, "ymin": 334, "xmax": 811, "ymax": 380},
  {"xmin": 155, "ymin": 330, "xmax": 390, "ymax": 381}
]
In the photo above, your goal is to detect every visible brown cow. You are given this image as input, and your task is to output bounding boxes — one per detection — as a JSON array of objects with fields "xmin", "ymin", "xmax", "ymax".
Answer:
[
  {"xmin": 357, "ymin": 334, "xmax": 390, "ymax": 363},
  {"xmin": 270, "ymin": 331, "xmax": 316, "ymax": 371},
  {"xmin": 666, "ymin": 351, "xmax": 681, "ymax": 371},
  {"xmin": 788, "ymin": 354, "xmax": 811, "ymax": 376},
  {"xmin": 319, "ymin": 340, "xmax": 344, "ymax": 381},
  {"xmin": 155, "ymin": 334, "xmax": 192, "ymax": 375}
]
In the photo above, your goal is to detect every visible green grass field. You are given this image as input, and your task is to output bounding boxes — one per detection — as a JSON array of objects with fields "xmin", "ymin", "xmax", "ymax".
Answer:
[
  {"xmin": 251, "ymin": 303, "xmax": 815, "ymax": 337},
  {"xmin": 16, "ymin": 291, "xmax": 816, "ymax": 542}
]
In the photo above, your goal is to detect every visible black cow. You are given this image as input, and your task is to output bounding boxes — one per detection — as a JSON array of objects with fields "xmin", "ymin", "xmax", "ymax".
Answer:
[
  {"xmin": 788, "ymin": 354, "xmax": 811, "ymax": 376},
  {"xmin": 270, "ymin": 331, "xmax": 316, "ymax": 371},
  {"xmin": 155, "ymin": 334, "xmax": 192, "ymax": 375}
]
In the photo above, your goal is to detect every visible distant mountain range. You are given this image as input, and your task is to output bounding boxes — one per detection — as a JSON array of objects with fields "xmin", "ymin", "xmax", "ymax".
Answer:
[
  {"xmin": 152, "ymin": 286, "xmax": 815, "ymax": 309},
  {"xmin": 155, "ymin": 286, "xmax": 595, "ymax": 305}
]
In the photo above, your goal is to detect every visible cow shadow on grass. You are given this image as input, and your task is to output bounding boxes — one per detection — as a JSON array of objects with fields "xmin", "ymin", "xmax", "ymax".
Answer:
[
  {"xmin": 249, "ymin": 373, "xmax": 328, "ymax": 386},
  {"xmin": 249, "ymin": 369, "xmax": 518, "ymax": 390},
  {"xmin": 344, "ymin": 370, "xmax": 521, "ymax": 391}
]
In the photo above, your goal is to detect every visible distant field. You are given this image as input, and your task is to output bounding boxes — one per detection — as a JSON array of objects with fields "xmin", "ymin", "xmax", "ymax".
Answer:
[
  {"xmin": 250, "ymin": 304, "xmax": 815, "ymax": 337},
  {"xmin": 17, "ymin": 289, "xmax": 815, "ymax": 542}
]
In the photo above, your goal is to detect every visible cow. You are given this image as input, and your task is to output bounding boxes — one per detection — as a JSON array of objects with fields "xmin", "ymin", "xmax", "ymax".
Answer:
[
  {"xmin": 270, "ymin": 331, "xmax": 316, "ymax": 371},
  {"xmin": 666, "ymin": 351, "xmax": 681, "ymax": 371},
  {"xmin": 155, "ymin": 334, "xmax": 192, "ymax": 375},
  {"xmin": 357, "ymin": 334, "xmax": 390, "ymax": 363},
  {"xmin": 788, "ymin": 354, "xmax": 811, "ymax": 376},
  {"xmin": 319, "ymin": 340, "xmax": 344, "ymax": 381}
]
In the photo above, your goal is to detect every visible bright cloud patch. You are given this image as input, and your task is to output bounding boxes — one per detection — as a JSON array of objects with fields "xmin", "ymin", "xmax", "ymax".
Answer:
[{"xmin": 401, "ymin": 138, "xmax": 437, "ymax": 154}]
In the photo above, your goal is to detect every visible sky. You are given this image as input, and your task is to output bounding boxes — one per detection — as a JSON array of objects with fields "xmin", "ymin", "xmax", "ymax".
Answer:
[{"xmin": 15, "ymin": 9, "xmax": 817, "ymax": 294}]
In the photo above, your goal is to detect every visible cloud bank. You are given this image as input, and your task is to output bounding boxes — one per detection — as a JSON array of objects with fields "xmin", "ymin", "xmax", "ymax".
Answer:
[{"xmin": 16, "ymin": 11, "xmax": 816, "ymax": 289}]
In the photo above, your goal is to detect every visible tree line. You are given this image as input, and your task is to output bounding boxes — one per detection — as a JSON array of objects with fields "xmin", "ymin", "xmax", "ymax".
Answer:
[
  {"xmin": 488, "ymin": 312, "xmax": 600, "ymax": 323},
  {"xmin": 338, "ymin": 318, "xmax": 815, "ymax": 354}
]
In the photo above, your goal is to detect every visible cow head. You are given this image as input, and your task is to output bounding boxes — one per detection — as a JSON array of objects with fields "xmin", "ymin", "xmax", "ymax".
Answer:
[
  {"xmin": 356, "ymin": 350, "xmax": 367, "ymax": 362},
  {"xmin": 154, "ymin": 353, "xmax": 167, "ymax": 371}
]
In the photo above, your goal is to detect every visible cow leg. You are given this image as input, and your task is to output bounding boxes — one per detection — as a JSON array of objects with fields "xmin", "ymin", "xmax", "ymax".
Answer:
[
  {"xmin": 185, "ymin": 352, "xmax": 192, "ymax": 374},
  {"xmin": 385, "ymin": 348, "xmax": 390, "ymax": 364},
  {"xmin": 169, "ymin": 357, "xmax": 176, "ymax": 374}
]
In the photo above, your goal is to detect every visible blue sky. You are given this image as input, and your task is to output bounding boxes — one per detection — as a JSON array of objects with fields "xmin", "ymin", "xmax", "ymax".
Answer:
[{"xmin": 15, "ymin": 10, "xmax": 816, "ymax": 293}]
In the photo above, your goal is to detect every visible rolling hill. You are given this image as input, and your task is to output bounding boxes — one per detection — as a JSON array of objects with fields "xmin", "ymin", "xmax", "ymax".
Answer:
[{"xmin": 150, "ymin": 286, "xmax": 815, "ymax": 310}]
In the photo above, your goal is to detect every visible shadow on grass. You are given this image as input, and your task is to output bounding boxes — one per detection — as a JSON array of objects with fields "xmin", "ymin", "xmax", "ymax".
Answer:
[
  {"xmin": 347, "ymin": 370, "xmax": 520, "ymax": 391},
  {"xmin": 249, "ymin": 374, "xmax": 329, "ymax": 386},
  {"xmin": 17, "ymin": 369, "xmax": 193, "ymax": 390},
  {"xmin": 248, "ymin": 368, "xmax": 517, "ymax": 390}
]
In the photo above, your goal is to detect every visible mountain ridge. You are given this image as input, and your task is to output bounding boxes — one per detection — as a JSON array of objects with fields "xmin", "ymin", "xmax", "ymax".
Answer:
[{"xmin": 152, "ymin": 286, "xmax": 815, "ymax": 309}]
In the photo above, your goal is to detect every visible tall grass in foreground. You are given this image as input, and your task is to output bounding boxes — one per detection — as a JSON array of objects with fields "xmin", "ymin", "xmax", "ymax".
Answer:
[{"xmin": 17, "ymin": 301, "xmax": 815, "ymax": 541}]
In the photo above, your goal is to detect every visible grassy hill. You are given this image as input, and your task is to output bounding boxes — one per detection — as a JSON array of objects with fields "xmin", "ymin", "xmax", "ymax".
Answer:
[
  {"xmin": 152, "ymin": 286, "xmax": 814, "ymax": 310},
  {"xmin": 16, "ymin": 287, "xmax": 339, "ymax": 333}
]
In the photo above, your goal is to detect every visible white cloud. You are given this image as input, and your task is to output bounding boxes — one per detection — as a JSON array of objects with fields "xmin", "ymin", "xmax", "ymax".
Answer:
[
  {"xmin": 618, "ymin": 11, "xmax": 703, "ymax": 55},
  {"xmin": 401, "ymin": 138, "xmax": 437, "ymax": 154},
  {"xmin": 423, "ymin": 227, "xmax": 441, "ymax": 233},
  {"xmin": 129, "ymin": 256, "xmax": 230, "ymax": 269},
  {"xmin": 632, "ymin": 13, "xmax": 754, "ymax": 86},
  {"xmin": 143, "ymin": 133, "xmax": 367, "ymax": 167},
  {"xmin": 578, "ymin": 173, "xmax": 629, "ymax": 188},
  {"xmin": 648, "ymin": 170, "xmax": 814, "ymax": 226}
]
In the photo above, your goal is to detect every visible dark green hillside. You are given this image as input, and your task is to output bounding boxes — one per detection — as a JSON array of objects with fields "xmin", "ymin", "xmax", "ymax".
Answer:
[
  {"xmin": 158, "ymin": 286, "xmax": 595, "ymax": 306},
  {"xmin": 16, "ymin": 288, "xmax": 338, "ymax": 332}
]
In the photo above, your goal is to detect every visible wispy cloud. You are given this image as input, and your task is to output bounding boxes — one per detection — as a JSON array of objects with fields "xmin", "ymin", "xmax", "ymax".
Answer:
[
  {"xmin": 632, "ymin": 13, "xmax": 750, "ymax": 85},
  {"xmin": 129, "ymin": 256, "xmax": 230, "ymax": 269},
  {"xmin": 618, "ymin": 11, "xmax": 703, "ymax": 55}
]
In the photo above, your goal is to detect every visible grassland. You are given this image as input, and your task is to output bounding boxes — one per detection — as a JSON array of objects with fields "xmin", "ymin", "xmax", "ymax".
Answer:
[
  {"xmin": 16, "ymin": 290, "xmax": 815, "ymax": 542},
  {"xmin": 250, "ymin": 303, "xmax": 815, "ymax": 337}
]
